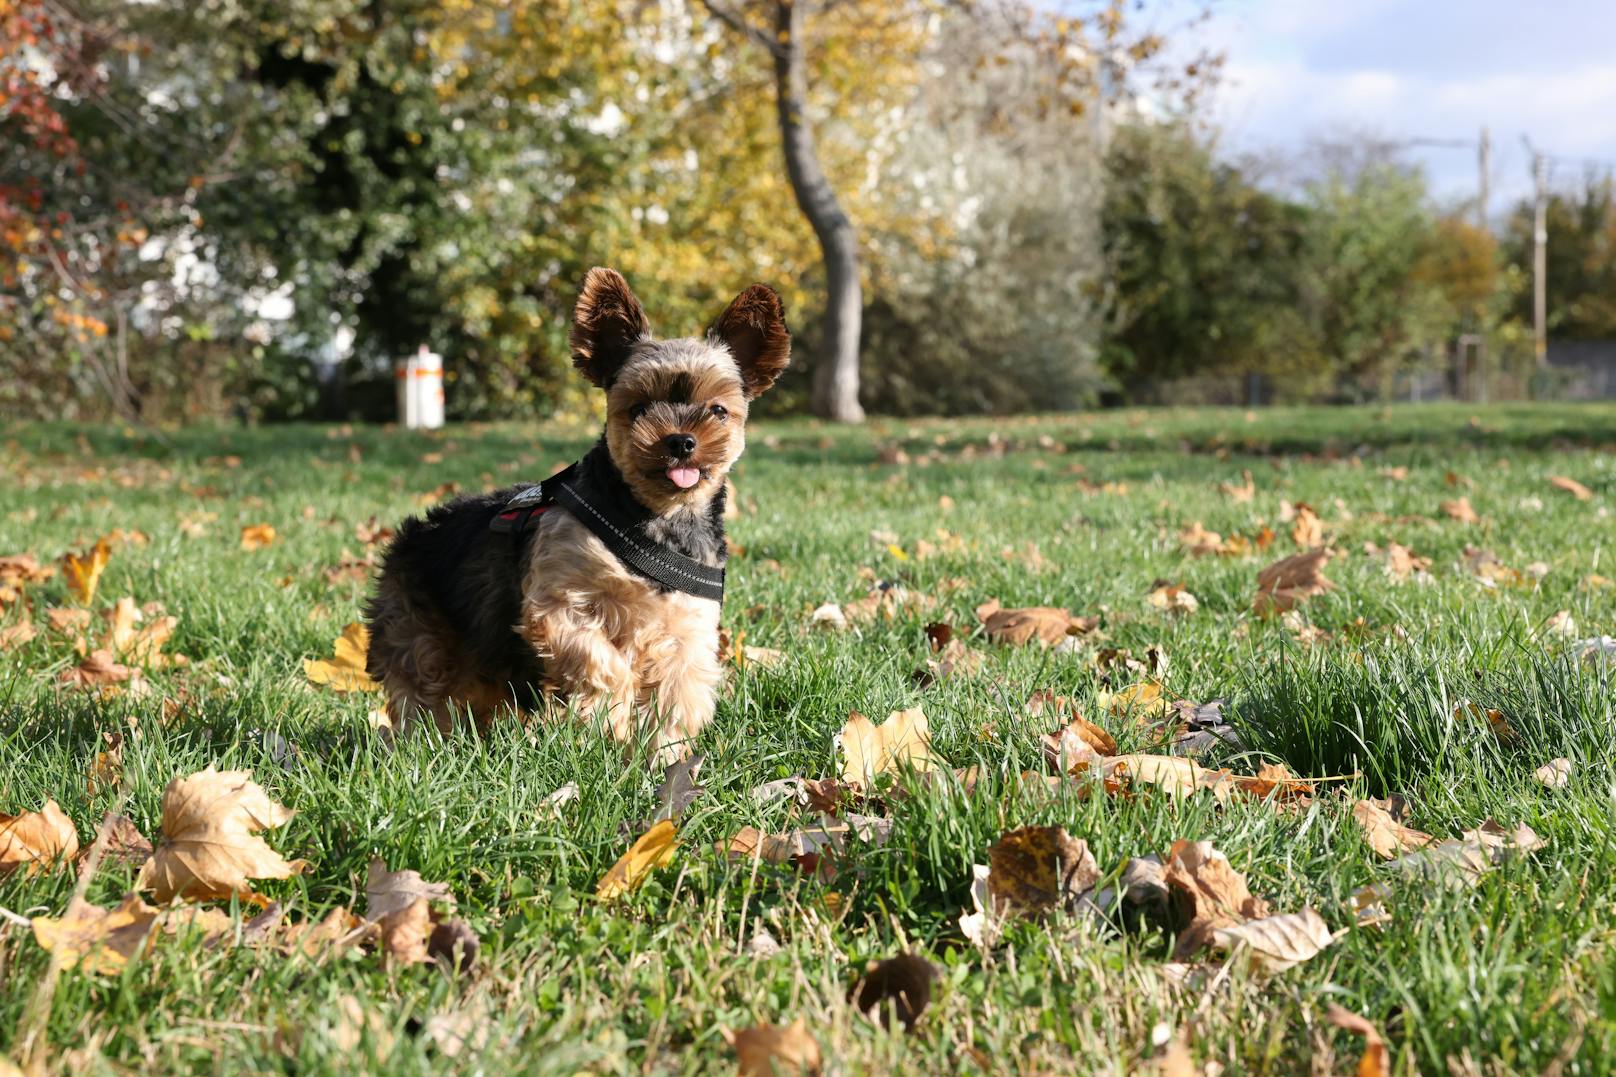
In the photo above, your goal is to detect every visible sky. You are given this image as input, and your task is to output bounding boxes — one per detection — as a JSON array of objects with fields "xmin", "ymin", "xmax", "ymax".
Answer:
[{"xmin": 1172, "ymin": 0, "xmax": 1616, "ymax": 213}]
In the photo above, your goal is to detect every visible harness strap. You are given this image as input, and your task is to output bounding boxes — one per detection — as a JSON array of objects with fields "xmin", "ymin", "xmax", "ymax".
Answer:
[{"xmin": 489, "ymin": 463, "xmax": 725, "ymax": 603}]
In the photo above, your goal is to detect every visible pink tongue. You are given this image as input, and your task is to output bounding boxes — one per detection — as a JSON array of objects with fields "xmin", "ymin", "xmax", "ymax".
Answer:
[{"xmin": 668, "ymin": 467, "xmax": 701, "ymax": 489}]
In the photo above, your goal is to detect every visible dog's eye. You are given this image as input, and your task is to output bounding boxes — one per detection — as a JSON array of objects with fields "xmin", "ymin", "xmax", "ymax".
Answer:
[
  {"xmin": 628, "ymin": 403, "xmax": 648, "ymax": 421},
  {"xmin": 709, "ymin": 403, "xmax": 728, "ymax": 421}
]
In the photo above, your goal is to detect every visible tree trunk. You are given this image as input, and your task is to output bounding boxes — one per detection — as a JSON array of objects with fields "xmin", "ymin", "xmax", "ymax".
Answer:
[{"xmin": 772, "ymin": 1, "xmax": 864, "ymax": 422}]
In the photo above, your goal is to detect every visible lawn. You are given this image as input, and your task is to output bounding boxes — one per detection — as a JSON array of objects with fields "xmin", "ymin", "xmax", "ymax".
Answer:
[{"xmin": 3, "ymin": 403, "xmax": 1615, "ymax": 1075}]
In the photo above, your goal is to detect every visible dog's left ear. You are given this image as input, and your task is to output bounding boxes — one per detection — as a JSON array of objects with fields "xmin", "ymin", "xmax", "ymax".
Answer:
[{"xmin": 710, "ymin": 284, "xmax": 790, "ymax": 398}]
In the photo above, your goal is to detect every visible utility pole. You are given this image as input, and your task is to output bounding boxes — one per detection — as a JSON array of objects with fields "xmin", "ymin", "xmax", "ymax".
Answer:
[
  {"xmin": 1476, "ymin": 126, "xmax": 1490, "ymax": 230},
  {"xmin": 1525, "ymin": 140, "xmax": 1548, "ymax": 366}
]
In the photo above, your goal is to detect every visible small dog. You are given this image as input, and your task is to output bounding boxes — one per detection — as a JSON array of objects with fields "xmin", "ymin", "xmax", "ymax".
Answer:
[{"xmin": 365, "ymin": 267, "xmax": 789, "ymax": 762}]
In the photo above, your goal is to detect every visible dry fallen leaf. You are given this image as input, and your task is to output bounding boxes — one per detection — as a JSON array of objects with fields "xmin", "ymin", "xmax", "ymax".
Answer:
[
  {"xmin": 1041, "ymin": 715, "xmax": 1117, "ymax": 773},
  {"xmin": 1209, "ymin": 907, "xmax": 1335, "ymax": 973},
  {"xmin": 240, "ymin": 523, "xmax": 277, "ymax": 551},
  {"xmin": 1532, "ymin": 757, "xmax": 1572, "ymax": 789},
  {"xmin": 597, "ymin": 818, "xmax": 678, "ymax": 900},
  {"xmin": 838, "ymin": 708, "xmax": 941, "ymax": 788},
  {"xmin": 1253, "ymin": 548, "xmax": 1334, "ymax": 616},
  {"xmin": 1164, "ymin": 839, "xmax": 1270, "ymax": 960},
  {"xmin": 305, "ymin": 623, "xmax": 379, "ymax": 692},
  {"xmin": 1146, "ymin": 582, "xmax": 1199, "ymax": 615},
  {"xmin": 62, "ymin": 539, "xmax": 111, "ymax": 605},
  {"xmin": 365, "ymin": 858, "xmax": 454, "ymax": 923},
  {"xmin": 1, "ymin": 798, "xmax": 81, "ymax": 875},
  {"xmin": 1099, "ymin": 681, "xmax": 1173, "ymax": 720},
  {"xmin": 1383, "ymin": 542, "xmax": 1431, "ymax": 582},
  {"xmin": 1105, "ymin": 754, "xmax": 1230, "ymax": 800},
  {"xmin": 137, "ymin": 766, "xmax": 308, "ymax": 903},
  {"xmin": 1378, "ymin": 818, "xmax": 1546, "ymax": 892},
  {"xmin": 59, "ymin": 648, "xmax": 144, "ymax": 693},
  {"xmin": 31, "ymin": 893, "xmax": 161, "ymax": 974},
  {"xmin": 1325, "ymin": 1004, "xmax": 1391, "ymax": 1077},
  {"xmin": 1440, "ymin": 497, "xmax": 1479, "ymax": 524},
  {"xmin": 809, "ymin": 602, "xmax": 847, "ymax": 631},
  {"xmin": 105, "ymin": 597, "xmax": 180, "ymax": 667},
  {"xmin": 974, "ymin": 598, "xmax": 1098, "ymax": 646},
  {"xmin": 986, "ymin": 826, "xmax": 1100, "ymax": 915},
  {"xmin": 91, "ymin": 814, "xmax": 154, "ymax": 869},
  {"xmin": 721, "ymin": 1018, "xmax": 822, "ymax": 1077},
  {"xmin": 1351, "ymin": 799, "xmax": 1436, "ymax": 860},
  {"xmin": 1548, "ymin": 475, "xmax": 1593, "ymax": 501},
  {"xmin": 1289, "ymin": 503, "xmax": 1324, "ymax": 548},
  {"xmin": 0, "ymin": 618, "xmax": 37, "ymax": 650}
]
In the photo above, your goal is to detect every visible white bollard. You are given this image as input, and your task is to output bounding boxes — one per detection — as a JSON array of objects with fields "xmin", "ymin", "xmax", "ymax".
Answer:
[{"xmin": 395, "ymin": 345, "xmax": 445, "ymax": 429}]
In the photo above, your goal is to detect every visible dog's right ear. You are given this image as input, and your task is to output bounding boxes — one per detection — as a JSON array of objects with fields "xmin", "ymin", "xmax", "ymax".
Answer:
[{"xmin": 569, "ymin": 267, "xmax": 651, "ymax": 388}]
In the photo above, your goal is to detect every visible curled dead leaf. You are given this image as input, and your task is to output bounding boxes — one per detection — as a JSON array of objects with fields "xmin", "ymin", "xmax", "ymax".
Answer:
[
  {"xmin": 1440, "ymin": 497, "xmax": 1479, "ymax": 524},
  {"xmin": 1163, "ymin": 839, "xmax": 1270, "ymax": 960},
  {"xmin": 1351, "ymin": 799, "xmax": 1436, "ymax": 860},
  {"xmin": 31, "ymin": 893, "xmax": 160, "ymax": 974},
  {"xmin": 1, "ymin": 798, "xmax": 81, "ymax": 875},
  {"xmin": 1209, "ymin": 907, "xmax": 1335, "ymax": 974},
  {"xmin": 850, "ymin": 953, "xmax": 939, "ymax": 1031},
  {"xmin": 1532, "ymin": 757, "xmax": 1572, "ymax": 789},
  {"xmin": 137, "ymin": 766, "xmax": 308, "ymax": 903},
  {"xmin": 974, "ymin": 598, "xmax": 1098, "ymax": 646},
  {"xmin": 1325, "ymin": 1004, "xmax": 1391, "ymax": 1077},
  {"xmin": 1253, "ymin": 548, "xmax": 1334, "ymax": 616}
]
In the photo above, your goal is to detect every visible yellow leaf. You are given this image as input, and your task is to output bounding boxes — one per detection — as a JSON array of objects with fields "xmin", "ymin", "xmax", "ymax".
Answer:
[
  {"xmin": 838, "ymin": 708, "xmax": 941, "ymax": 788},
  {"xmin": 62, "ymin": 539, "xmax": 111, "ymax": 605},
  {"xmin": 0, "ymin": 798, "xmax": 80, "ymax": 875},
  {"xmin": 305, "ymin": 623, "xmax": 379, "ymax": 692},
  {"xmin": 32, "ymin": 894, "xmax": 160, "ymax": 974},
  {"xmin": 885, "ymin": 543, "xmax": 908, "ymax": 561},
  {"xmin": 597, "ymin": 819, "xmax": 678, "ymax": 900},
  {"xmin": 240, "ymin": 523, "xmax": 277, "ymax": 551},
  {"xmin": 136, "ymin": 766, "xmax": 307, "ymax": 903}
]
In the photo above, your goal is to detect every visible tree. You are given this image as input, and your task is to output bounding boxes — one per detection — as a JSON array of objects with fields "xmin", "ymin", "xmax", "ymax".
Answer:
[
  {"xmin": 1101, "ymin": 123, "xmax": 1317, "ymax": 399},
  {"xmin": 1502, "ymin": 172, "xmax": 1616, "ymax": 339},
  {"xmin": 698, "ymin": 0, "xmax": 1197, "ymax": 421}
]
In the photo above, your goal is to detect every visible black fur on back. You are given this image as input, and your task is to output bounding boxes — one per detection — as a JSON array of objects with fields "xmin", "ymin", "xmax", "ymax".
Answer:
[{"xmin": 368, "ymin": 484, "xmax": 541, "ymax": 684}]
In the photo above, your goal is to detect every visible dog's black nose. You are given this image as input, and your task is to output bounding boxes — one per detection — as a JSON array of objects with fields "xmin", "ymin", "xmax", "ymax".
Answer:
[{"xmin": 664, "ymin": 433, "xmax": 697, "ymax": 458}]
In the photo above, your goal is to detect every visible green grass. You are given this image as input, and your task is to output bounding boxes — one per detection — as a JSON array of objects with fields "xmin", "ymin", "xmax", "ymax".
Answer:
[{"xmin": 2, "ymin": 403, "xmax": 1615, "ymax": 1074}]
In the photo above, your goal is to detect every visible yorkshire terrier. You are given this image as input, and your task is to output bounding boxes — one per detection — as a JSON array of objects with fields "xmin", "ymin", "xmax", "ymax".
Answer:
[{"xmin": 365, "ymin": 267, "xmax": 789, "ymax": 763}]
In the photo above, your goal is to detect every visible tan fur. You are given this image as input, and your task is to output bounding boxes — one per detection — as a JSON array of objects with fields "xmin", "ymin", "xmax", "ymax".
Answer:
[{"xmin": 517, "ymin": 511, "xmax": 722, "ymax": 764}]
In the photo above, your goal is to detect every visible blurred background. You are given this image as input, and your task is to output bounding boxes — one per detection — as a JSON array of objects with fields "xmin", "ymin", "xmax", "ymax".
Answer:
[{"xmin": 3, "ymin": 0, "xmax": 1613, "ymax": 425}]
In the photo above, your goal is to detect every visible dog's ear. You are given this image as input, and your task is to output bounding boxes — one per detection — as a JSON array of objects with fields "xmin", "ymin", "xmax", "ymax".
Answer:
[
  {"xmin": 570, "ymin": 267, "xmax": 651, "ymax": 388},
  {"xmin": 710, "ymin": 284, "xmax": 790, "ymax": 398}
]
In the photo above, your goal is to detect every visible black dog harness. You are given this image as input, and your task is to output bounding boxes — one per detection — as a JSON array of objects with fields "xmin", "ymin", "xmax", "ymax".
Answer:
[{"xmin": 489, "ymin": 462, "xmax": 726, "ymax": 603}]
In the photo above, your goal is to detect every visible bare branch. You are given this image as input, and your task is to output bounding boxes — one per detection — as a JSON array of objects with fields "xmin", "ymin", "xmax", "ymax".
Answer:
[{"xmin": 698, "ymin": 0, "xmax": 784, "ymax": 58}]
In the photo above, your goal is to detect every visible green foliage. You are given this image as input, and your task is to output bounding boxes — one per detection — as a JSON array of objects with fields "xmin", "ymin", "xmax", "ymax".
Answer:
[{"xmin": 1101, "ymin": 123, "xmax": 1317, "ymax": 398}]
